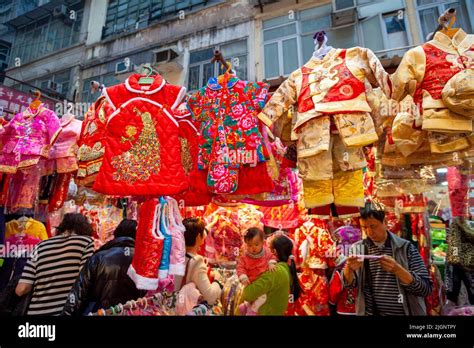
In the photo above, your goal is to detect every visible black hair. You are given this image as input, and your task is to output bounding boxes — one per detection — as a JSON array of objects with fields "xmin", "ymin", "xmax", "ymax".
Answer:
[
  {"xmin": 56, "ymin": 213, "xmax": 93, "ymax": 236},
  {"xmin": 359, "ymin": 204, "xmax": 385, "ymax": 223},
  {"xmin": 183, "ymin": 217, "xmax": 206, "ymax": 247},
  {"xmin": 244, "ymin": 227, "xmax": 265, "ymax": 243},
  {"xmin": 271, "ymin": 235, "xmax": 301, "ymax": 301},
  {"xmin": 114, "ymin": 219, "xmax": 137, "ymax": 239}
]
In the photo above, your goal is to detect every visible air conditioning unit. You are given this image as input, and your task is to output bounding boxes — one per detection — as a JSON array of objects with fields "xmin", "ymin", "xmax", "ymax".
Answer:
[
  {"xmin": 46, "ymin": 80, "xmax": 63, "ymax": 93},
  {"xmin": 332, "ymin": 7, "xmax": 357, "ymax": 27},
  {"xmin": 154, "ymin": 47, "xmax": 179, "ymax": 64},
  {"xmin": 115, "ymin": 60, "xmax": 132, "ymax": 75},
  {"xmin": 53, "ymin": 5, "xmax": 68, "ymax": 18}
]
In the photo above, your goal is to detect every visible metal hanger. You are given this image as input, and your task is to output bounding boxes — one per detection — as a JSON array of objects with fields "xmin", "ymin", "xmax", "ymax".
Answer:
[{"xmin": 138, "ymin": 64, "xmax": 155, "ymax": 85}]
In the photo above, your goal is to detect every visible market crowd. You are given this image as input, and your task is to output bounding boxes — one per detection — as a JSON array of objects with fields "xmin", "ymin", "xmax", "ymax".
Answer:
[{"xmin": 0, "ymin": 204, "xmax": 442, "ymax": 316}]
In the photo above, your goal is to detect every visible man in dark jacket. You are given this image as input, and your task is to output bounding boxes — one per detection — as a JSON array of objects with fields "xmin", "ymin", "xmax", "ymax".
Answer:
[{"xmin": 62, "ymin": 219, "xmax": 145, "ymax": 315}]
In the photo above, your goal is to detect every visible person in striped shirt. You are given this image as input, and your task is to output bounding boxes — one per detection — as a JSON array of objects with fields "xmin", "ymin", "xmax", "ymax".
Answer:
[
  {"xmin": 343, "ymin": 206, "xmax": 432, "ymax": 316},
  {"xmin": 15, "ymin": 213, "xmax": 94, "ymax": 316}
]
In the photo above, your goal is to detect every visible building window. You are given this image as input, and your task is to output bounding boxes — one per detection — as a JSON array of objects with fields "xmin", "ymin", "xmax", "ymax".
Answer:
[
  {"xmin": 10, "ymin": 5, "xmax": 83, "ymax": 65},
  {"xmin": 187, "ymin": 39, "xmax": 248, "ymax": 91},
  {"xmin": 263, "ymin": 14, "xmax": 299, "ymax": 79},
  {"xmin": 104, "ymin": 0, "xmax": 222, "ymax": 38},
  {"xmin": 416, "ymin": 0, "xmax": 472, "ymax": 41},
  {"xmin": 360, "ymin": 11, "xmax": 409, "ymax": 58},
  {"xmin": 264, "ymin": 5, "xmax": 359, "ymax": 79},
  {"xmin": 34, "ymin": 69, "xmax": 72, "ymax": 98}
]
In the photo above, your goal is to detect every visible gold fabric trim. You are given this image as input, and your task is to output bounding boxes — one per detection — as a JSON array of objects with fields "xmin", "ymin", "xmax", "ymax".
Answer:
[
  {"xmin": 0, "ymin": 165, "xmax": 17, "ymax": 173},
  {"xmin": 78, "ymin": 142, "xmax": 105, "ymax": 162},
  {"xmin": 429, "ymin": 136, "xmax": 470, "ymax": 154},
  {"xmin": 313, "ymin": 95, "xmax": 372, "ymax": 114},
  {"xmin": 391, "ymin": 46, "xmax": 426, "ymax": 102},
  {"xmin": 423, "ymin": 118, "xmax": 472, "ymax": 133},
  {"xmin": 18, "ymin": 158, "xmax": 40, "ymax": 168},
  {"xmin": 257, "ymin": 112, "xmax": 273, "ymax": 128}
]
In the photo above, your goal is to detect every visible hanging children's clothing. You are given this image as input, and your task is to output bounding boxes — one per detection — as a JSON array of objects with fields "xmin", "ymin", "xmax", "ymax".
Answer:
[
  {"xmin": 47, "ymin": 113, "xmax": 82, "ymax": 174},
  {"xmin": 93, "ymin": 74, "xmax": 188, "ymax": 196},
  {"xmin": 128, "ymin": 198, "xmax": 164, "ymax": 290},
  {"xmin": 392, "ymin": 29, "xmax": 474, "ymax": 155},
  {"xmin": 5, "ymin": 166, "xmax": 43, "ymax": 211},
  {"xmin": 187, "ymin": 76, "xmax": 273, "ymax": 195},
  {"xmin": 167, "ymin": 198, "xmax": 186, "ymax": 276},
  {"xmin": 77, "ymin": 96, "xmax": 112, "ymax": 186},
  {"xmin": 257, "ymin": 47, "xmax": 390, "ymax": 208},
  {"xmin": 0, "ymin": 105, "xmax": 61, "ymax": 173},
  {"xmin": 172, "ymin": 102, "xmax": 212, "ymax": 207},
  {"xmin": 5, "ymin": 218, "xmax": 48, "ymax": 241}
]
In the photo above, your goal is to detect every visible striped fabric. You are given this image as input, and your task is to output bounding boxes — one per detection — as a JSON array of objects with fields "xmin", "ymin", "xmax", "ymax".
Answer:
[
  {"xmin": 20, "ymin": 234, "xmax": 94, "ymax": 315},
  {"xmin": 363, "ymin": 235, "xmax": 431, "ymax": 316}
]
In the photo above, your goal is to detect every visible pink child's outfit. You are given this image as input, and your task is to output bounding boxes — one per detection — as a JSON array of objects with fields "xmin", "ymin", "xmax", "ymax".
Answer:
[
  {"xmin": 0, "ymin": 105, "xmax": 61, "ymax": 173},
  {"xmin": 237, "ymin": 247, "xmax": 277, "ymax": 316}
]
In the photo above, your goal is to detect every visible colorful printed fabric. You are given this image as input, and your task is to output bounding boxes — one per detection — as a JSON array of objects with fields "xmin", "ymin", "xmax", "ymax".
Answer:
[
  {"xmin": 187, "ymin": 76, "xmax": 270, "ymax": 194},
  {"xmin": 0, "ymin": 105, "xmax": 61, "ymax": 173}
]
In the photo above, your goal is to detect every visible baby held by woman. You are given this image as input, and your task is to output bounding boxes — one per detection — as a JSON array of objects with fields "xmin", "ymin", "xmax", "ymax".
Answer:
[{"xmin": 237, "ymin": 228, "xmax": 277, "ymax": 315}]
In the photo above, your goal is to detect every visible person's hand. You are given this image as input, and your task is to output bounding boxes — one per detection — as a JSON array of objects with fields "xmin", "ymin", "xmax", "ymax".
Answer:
[
  {"xmin": 268, "ymin": 263, "xmax": 277, "ymax": 272},
  {"xmin": 379, "ymin": 255, "xmax": 402, "ymax": 274},
  {"xmin": 346, "ymin": 256, "xmax": 363, "ymax": 272},
  {"xmin": 212, "ymin": 270, "xmax": 222, "ymax": 283},
  {"xmin": 241, "ymin": 278, "xmax": 250, "ymax": 286}
]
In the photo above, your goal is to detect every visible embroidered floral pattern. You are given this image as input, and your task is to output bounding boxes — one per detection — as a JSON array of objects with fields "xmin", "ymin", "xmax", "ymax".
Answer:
[
  {"xmin": 111, "ymin": 109, "xmax": 161, "ymax": 183},
  {"xmin": 78, "ymin": 142, "xmax": 105, "ymax": 161},
  {"xmin": 187, "ymin": 77, "xmax": 270, "ymax": 193},
  {"xmin": 179, "ymin": 137, "xmax": 193, "ymax": 175}
]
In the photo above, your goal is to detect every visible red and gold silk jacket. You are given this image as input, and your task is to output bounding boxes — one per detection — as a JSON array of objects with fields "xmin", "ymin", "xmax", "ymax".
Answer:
[
  {"xmin": 258, "ymin": 47, "xmax": 391, "ymax": 158},
  {"xmin": 93, "ymin": 74, "xmax": 188, "ymax": 196},
  {"xmin": 77, "ymin": 96, "xmax": 112, "ymax": 185},
  {"xmin": 392, "ymin": 29, "xmax": 474, "ymax": 139}
]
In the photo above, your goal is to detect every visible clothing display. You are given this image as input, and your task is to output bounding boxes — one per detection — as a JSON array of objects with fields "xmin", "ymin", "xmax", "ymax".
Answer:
[
  {"xmin": 77, "ymin": 96, "xmax": 112, "ymax": 186},
  {"xmin": 128, "ymin": 196, "xmax": 185, "ymax": 290},
  {"xmin": 392, "ymin": 29, "xmax": 474, "ymax": 157},
  {"xmin": 47, "ymin": 113, "xmax": 82, "ymax": 174},
  {"xmin": 187, "ymin": 75, "xmax": 273, "ymax": 195},
  {"xmin": 5, "ymin": 218, "xmax": 47, "ymax": 241},
  {"xmin": 257, "ymin": 47, "xmax": 390, "ymax": 208},
  {"xmin": 4, "ymin": 17, "xmax": 474, "ymax": 319},
  {"xmin": 93, "ymin": 74, "xmax": 188, "ymax": 196},
  {"xmin": 0, "ymin": 105, "xmax": 61, "ymax": 173},
  {"xmin": 172, "ymin": 103, "xmax": 212, "ymax": 207}
]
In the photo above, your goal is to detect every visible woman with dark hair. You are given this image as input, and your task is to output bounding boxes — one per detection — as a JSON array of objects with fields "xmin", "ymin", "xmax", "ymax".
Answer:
[
  {"xmin": 241, "ymin": 234, "xmax": 301, "ymax": 315},
  {"xmin": 62, "ymin": 219, "xmax": 145, "ymax": 315},
  {"xmin": 176, "ymin": 217, "xmax": 222, "ymax": 305},
  {"xmin": 15, "ymin": 213, "xmax": 95, "ymax": 315}
]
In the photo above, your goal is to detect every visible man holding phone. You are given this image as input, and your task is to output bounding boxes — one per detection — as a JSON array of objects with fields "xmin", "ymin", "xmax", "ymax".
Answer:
[{"xmin": 343, "ymin": 206, "xmax": 432, "ymax": 315}]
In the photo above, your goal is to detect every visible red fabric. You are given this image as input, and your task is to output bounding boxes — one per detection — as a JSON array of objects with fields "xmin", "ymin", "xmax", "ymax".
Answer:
[
  {"xmin": 414, "ymin": 43, "xmax": 470, "ymax": 112},
  {"xmin": 329, "ymin": 268, "xmax": 356, "ymax": 315},
  {"xmin": 293, "ymin": 268, "xmax": 330, "ymax": 316},
  {"xmin": 131, "ymin": 198, "xmax": 164, "ymax": 285},
  {"xmin": 76, "ymin": 96, "xmax": 112, "ymax": 186},
  {"xmin": 236, "ymin": 247, "xmax": 277, "ymax": 282},
  {"xmin": 447, "ymin": 166, "xmax": 469, "ymax": 218},
  {"xmin": 0, "ymin": 174, "xmax": 11, "ymax": 206},
  {"xmin": 425, "ymin": 264, "xmax": 445, "ymax": 316},
  {"xmin": 297, "ymin": 50, "xmax": 365, "ymax": 114},
  {"xmin": 260, "ymin": 202, "xmax": 301, "ymax": 229},
  {"xmin": 93, "ymin": 74, "xmax": 188, "ymax": 196},
  {"xmin": 173, "ymin": 111, "xmax": 212, "ymax": 207},
  {"xmin": 232, "ymin": 161, "xmax": 274, "ymax": 195},
  {"xmin": 48, "ymin": 173, "xmax": 72, "ymax": 212}
]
